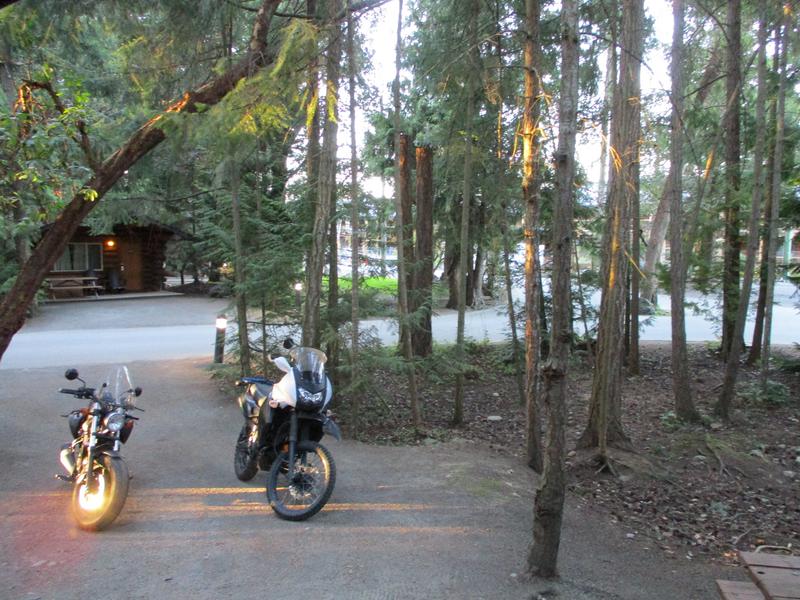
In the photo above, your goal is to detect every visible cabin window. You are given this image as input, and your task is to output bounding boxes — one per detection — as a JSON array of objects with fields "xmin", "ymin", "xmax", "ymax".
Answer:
[{"xmin": 54, "ymin": 243, "xmax": 103, "ymax": 272}]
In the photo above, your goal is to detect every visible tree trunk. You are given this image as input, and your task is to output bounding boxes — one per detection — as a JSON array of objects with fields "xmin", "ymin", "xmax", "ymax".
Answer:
[
  {"xmin": 528, "ymin": 0, "xmax": 578, "ymax": 578},
  {"xmin": 231, "ymin": 164, "xmax": 251, "ymax": 375},
  {"xmin": 0, "ymin": 0, "xmax": 281, "ymax": 362},
  {"xmin": 640, "ymin": 182, "xmax": 670, "ymax": 306},
  {"xmin": 392, "ymin": 0, "xmax": 421, "ymax": 429},
  {"xmin": 628, "ymin": 139, "xmax": 641, "ymax": 375},
  {"xmin": 328, "ymin": 215, "xmax": 339, "ymax": 323},
  {"xmin": 412, "ymin": 145, "xmax": 434, "ymax": 358},
  {"xmin": 304, "ymin": 0, "xmax": 321, "ymax": 282},
  {"xmin": 444, "ymin": 235, "xmax": 459, "ymax": 309},
  {"xmin": 748, "ymin": 29, "xmax": 780, "ymax": 366},
  {"xmin": 521, "ymin": 0, "xmax": 544, "ymax": 473},
  {"xmin": 761, "ymin": 13, "xmax": 789, "ymax": 393},
  {"xmin": 668, "ymin": 0, "xmax": 699, "ymax": 422},
  {"xmin": 717, "ymin": 0, "xmax": 768, "ymax": 420},
  {"xmin": 397, "ymin": 132, "xmax": 415, "ymax": 352},
  {"xmin": 721, "ymin": 0, "xmax": 742, "ymax": 362},
  {"xmin": 303, "ymin": 1, "xmax": 342, "ymax": 348},
  {"xmin": 640, "ymin": 46, "xmax": 721, "ymax": 306},
  {"xmin": 491, "ymin": 14, "xmax": 524, "ymax": 405},
  {"xmin": 579, "ymin": 0, "xmax": 642, "ymax": 455},
  {"xmin": 454, "ymin": 0, "xmax": 480, "ymax": 427},
  {"xmin": 347, "ymin": 0, "xmax": 360, "ymax": 359}
]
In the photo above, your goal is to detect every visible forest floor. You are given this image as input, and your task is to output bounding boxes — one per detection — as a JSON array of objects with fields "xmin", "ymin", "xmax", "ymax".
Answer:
[{"xmin": 338, "ymin": 340, "xmax": 800, "ymax": 567}]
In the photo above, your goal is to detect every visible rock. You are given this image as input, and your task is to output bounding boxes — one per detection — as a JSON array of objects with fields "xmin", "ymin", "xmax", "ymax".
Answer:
[
  {"xmin": 782, "ymin": 470, "xmax": 796, "ymax": 479},
  {"xmin": 710, "ymin": 422, "xmax": 723, "ymax": 431},
  {"xmin": 567, "ymin": 450, "xmax": 577, "ymax": 458},
  {"xmin": 487, "ymin": 415, "xmax": 502, "ymax": 422},
  {"xmin": 492, "ymin": 392, "xmax": 500, "ymax": 398}
]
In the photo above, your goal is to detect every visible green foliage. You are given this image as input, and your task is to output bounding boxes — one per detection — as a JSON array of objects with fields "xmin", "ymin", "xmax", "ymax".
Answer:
[{"xmin": 738, "ymin": 380, "xmax": 792, "ymax": 407}]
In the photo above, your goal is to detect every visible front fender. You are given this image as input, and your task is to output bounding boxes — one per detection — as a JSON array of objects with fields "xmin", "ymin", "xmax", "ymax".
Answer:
[
  {"xmin": 96, "ymin": 448, "xmax": 123, "ymax": 460},
  {"xmin": 238, "ymin": 393, "xmax": 259, "ymax": 419}
]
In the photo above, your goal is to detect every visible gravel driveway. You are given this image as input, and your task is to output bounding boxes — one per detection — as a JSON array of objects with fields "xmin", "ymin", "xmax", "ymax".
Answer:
[{"xmin": 0, "ymin": 358, "xmax": 737, "ymax": 599}]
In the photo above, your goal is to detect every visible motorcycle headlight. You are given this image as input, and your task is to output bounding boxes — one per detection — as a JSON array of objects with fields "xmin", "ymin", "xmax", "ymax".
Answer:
[
  {"xmin": 105, "ymin": 412, "xmax": 126, "ymax": 433},
  {"xmin": 298, "ymin": 388, "xmax": 323, "ymax": 405}
]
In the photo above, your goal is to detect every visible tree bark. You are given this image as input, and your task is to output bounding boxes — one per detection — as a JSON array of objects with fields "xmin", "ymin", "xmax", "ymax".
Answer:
[
  {"xmin": 721, "ymin": 0, "xmax": 742, "ymax": 362},
  {"xmin": 761, "ymin": 12, "xmax": 789, "ymax": 393},
  {"xmin": 397, "ymin": 132, "xmax": 415, "ymax": 352},
  {"xmin": 668, "ymin": 0, "xmax": 699, "ymax": 422},
  {"xmin": 491, "ymin": 13, "xmax": 525, "ymax": 405},
  {"xmin": 640, "ymin": 45, "xmax": 722, "ymax": 306},
  {"xmin": 748, "ymin": 27, "xmax": 780, "ymax": 366},
  {"xmin": 528, "ymin": 0, "xmax": 577, "ymax": 578},
  {"xmin": 230, "ymin": 164, "xmax": 251, "ymax": 375},
  {"xmin": 303, "ymin": 0, "xmax": 321, "ymax": 297},
  {"xmin": 412, "ymin": 145, "xmax": 434, "ymax": 358},
  {"xmin": 392, "ymin": 0, "xmax": 421, "ymax": 429},
  {"xmin": 521, "ymin": 0, "xmax": 543, "ymax": 473},
  {"xmin": 717, "ymin": 0, "xmax": 768, "ymax": 419},
  {"xmin": 303, "ymin": 1, "xmax": 343, "ymax": 348},
  {"xmin": 579, "ymin": 0, "xmax": 642, "ymax": 454},
  {"xmin": 454, "ymin": 0, "xmax": 480, "ymax": 426},
  {"xmin": 347, "ymin": 0, "xmax": 360, "ymax": 359},
  {"xmin": 0, "ymin": 0, "xmax": 281, "ymax": 362}
]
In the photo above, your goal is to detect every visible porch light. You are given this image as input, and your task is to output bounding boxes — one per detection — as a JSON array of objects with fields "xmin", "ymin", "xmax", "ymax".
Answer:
[
  {"xmin": 216, "ymin": 316, "xmax": 228, "ymax": 330},
  {"xmin": 106, "ymin": 239, "xmax": 116, "ymax": 248}
]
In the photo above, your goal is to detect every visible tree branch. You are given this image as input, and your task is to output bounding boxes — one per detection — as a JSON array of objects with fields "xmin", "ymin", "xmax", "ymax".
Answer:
[{"xmin": 22, "ymin": 79, "xmax": 99, "ymax": 172}]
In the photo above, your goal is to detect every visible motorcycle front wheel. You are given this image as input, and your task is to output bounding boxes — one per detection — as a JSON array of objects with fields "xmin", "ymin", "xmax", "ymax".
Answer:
[
  {"xmin": 71, "ymin": 455, "xmax": 129, "ymax": 531},
  {"xmin": 266, "ymin": 441, "xmax": 336, "ymax": 521},
  {"xmin": 234, "ymin": 424, "xmax": 259, "ymax": 481}
]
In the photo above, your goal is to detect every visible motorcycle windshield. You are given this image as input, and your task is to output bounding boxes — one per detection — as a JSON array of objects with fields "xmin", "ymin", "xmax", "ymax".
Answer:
[
  {"xmin": 96, "ymin": 365, "xmax": 137, "ymax": 408},
  {"xmin": 289, "ymin": 347, "xmax": 327, "ymax": 385}
]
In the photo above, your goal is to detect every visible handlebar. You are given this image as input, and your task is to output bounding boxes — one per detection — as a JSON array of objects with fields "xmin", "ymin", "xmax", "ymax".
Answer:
[{"xmin": 59, "ymin": 387, "xmax": 94, "ymax": 398}]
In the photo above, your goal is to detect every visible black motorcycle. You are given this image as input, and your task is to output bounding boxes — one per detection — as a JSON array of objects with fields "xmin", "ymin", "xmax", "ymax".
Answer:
[
  {"xmin": 57, "ymin": 366, "xmax": 142, "ymax": 530},
  {"xmin": 234, "ymin": 339, "xmax": 340, "ymax": 521}
]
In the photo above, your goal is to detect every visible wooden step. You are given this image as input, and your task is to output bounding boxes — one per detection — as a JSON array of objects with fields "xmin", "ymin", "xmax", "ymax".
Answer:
[{"xmin": 716, "ymin": 579, "xmax": 765, "ymax": 600}]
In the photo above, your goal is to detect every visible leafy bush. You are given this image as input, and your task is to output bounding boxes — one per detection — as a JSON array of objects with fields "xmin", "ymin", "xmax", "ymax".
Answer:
[{"xmin": 738, "ymin": 380, "xmax": 791, "ymax": 407}]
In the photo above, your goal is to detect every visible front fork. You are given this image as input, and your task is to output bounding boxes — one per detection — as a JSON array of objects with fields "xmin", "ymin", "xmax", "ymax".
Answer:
[
  {"xmin": 83, "ymin": 412, "xmax": 100, "ymax": 492},
  {"xmin": 287, "ymin": 411, "xmax": 298, "ymax": 480}
]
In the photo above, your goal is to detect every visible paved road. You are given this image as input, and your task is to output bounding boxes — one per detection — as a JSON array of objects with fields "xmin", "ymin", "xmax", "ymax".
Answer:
[
  {"xmin": 0, "ymin": 359, "xmax": 732, "ymax": 600},
  {"xmin": 3, "ymin": 281, "xmax": 797, "ymax": 370},
  {"xmin": 2, "ymin": 296, "xmax": 229, "ymax": 370}
]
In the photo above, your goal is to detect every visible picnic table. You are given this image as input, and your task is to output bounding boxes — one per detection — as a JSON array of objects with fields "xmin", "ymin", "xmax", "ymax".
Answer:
[
  {"xmin": 717, "ymin": 551, "xmax": 800, "ymax": 600},
  {"xmin": 45, "ymin": 275, "xmax": 103, "ymax": 298}
]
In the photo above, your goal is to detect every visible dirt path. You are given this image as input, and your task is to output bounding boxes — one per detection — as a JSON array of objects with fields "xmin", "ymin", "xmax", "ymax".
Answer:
[{"xmin": 0, "ymin": 359, "xmax": 735, "ymax": 599}]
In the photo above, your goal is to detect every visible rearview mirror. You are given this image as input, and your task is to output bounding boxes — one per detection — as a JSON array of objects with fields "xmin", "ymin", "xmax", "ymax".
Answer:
[
  {"xmin": 65, "ymin": 368, "xmax": 79, "ymax": 381},
  {"xmin": 134, "ymin": 387, "xmax": 142, "ymax": 397}
]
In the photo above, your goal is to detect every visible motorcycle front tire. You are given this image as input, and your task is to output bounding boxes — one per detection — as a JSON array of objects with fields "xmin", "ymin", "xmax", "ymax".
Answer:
[
  {"xmin": 266, "ymin": 440, "xmax": 336, "ymax": 521},
  {"xmin": 72, "ymin": 454, "xmax": 129, "ymax": 531},
  {"xmin": 234, "ymin": 424, "xmax": 259, "ymax": 481}
]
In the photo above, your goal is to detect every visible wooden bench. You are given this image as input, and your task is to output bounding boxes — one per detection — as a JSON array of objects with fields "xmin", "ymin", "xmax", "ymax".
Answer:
[{"xmin": 718, "ymin": 551, "xmax": 800, "ymax": 600}]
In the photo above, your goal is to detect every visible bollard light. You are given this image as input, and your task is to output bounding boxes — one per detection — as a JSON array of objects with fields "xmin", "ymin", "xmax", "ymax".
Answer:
[
  {"xmin": 294, "ymin": 282, "xmax": 303, "ymax": 313},
  {"xmin": 214, "ymin": 315, "xmax": 227, "ymax": 363}
]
